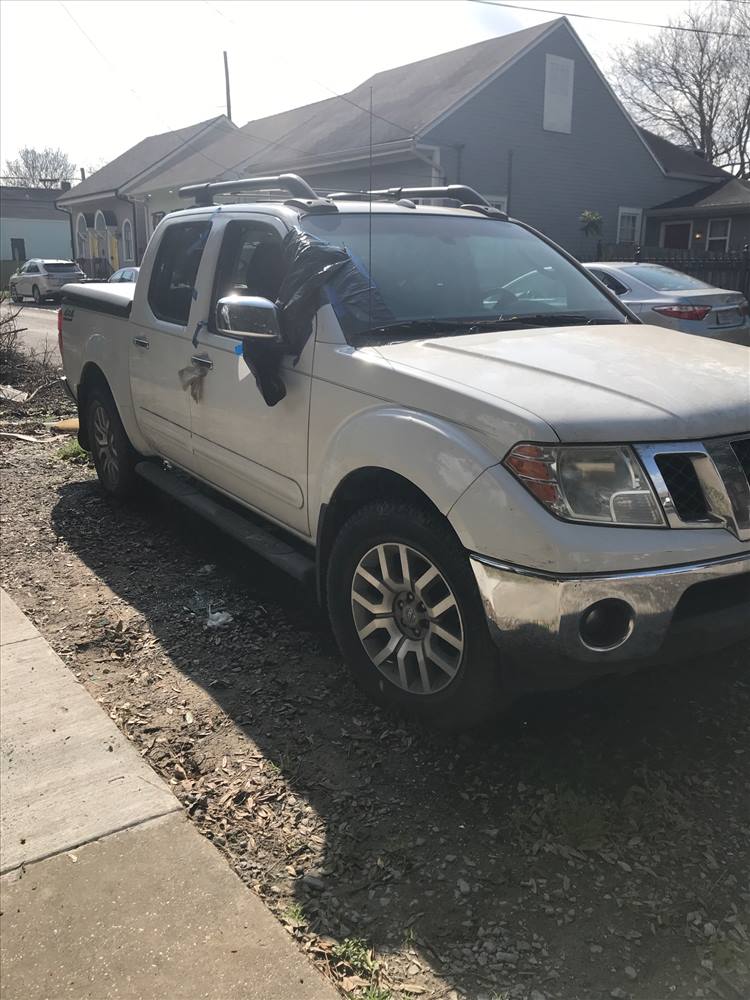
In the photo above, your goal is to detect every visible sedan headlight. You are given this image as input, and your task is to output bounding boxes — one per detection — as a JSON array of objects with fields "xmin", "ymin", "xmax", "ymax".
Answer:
[{"xmin": 504, "ymin": 443, "xmax": 665, "ymax": 526}]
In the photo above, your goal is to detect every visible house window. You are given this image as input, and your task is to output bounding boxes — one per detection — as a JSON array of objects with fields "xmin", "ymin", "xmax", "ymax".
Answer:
[
  {"xmin": 485, "ymin": 195, "xmax": 508, "ymax": 213},
  {"xmin": 76, "ymin": 213, "xmax": 89, "ymax": 257},
  {"xmin": 706, "ymin": 218, "xmax": 730, "ymax": 253},
  {"xmin": 543, "ymin": 54, "xmax": 574, "ymax": 133},
  {"xmin": 617, "ymin": 207, "xmax": 642, "ymax": 244},
  {"xmin": 122, "ymin": 219, "xmax": 134, "ymax": 262},
  {"xmin": 10, "ymin": 238, "xmax": 26, "ymax": 262},
  {"xmin": 660, "ymin": 221, "xmax": 692, "ymax": 250}
]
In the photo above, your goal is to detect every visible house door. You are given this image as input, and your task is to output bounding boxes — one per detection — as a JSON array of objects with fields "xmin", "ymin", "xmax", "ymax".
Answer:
[
  {"xmin": 10, "ymin": 238, "xmax": 26, "ymax": 263},
  {"xmin": 661, "ymin": 222, "xmax": 692, "ymax": 250}
]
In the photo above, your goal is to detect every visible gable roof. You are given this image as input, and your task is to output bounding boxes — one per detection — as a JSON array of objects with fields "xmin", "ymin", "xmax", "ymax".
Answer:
[
  {"xmin": 130, "ymin": 20, "xmax": 561, "ymax": 193},
  {"xmin": 58, "ymin": 116, "xmax": 233, "ymax": 203},
  {"xmin": 649, "ymin": 176, "xmax": 750, "ymax": 214},
  {"xmin": 637, "ymin": 127, "xmax": 731, "ymax": 181},
  {"xmin": 0, "ymin": 185, "xmax": 68, "ymax": 221}
]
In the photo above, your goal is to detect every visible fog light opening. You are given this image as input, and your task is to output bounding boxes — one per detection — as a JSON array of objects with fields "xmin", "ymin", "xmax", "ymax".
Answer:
[{"xmin": 579, "ymin": 599, "xmax": 635, "ymax": 651}]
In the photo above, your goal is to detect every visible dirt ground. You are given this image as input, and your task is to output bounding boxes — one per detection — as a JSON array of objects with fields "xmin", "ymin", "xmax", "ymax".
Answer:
[{"xmin": 1, "ymin": 389, "xmax": 749, "ymax": 1000}]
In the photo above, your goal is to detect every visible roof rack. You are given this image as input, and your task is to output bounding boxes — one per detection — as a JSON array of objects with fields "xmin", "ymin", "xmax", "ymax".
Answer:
[
  {"xmin": 177, "ymin": 173, "xmax": 338, "ymax": 213},
  {"xmin": 328, "ymin": 185, "xmax": 508, "ymax": 219}
]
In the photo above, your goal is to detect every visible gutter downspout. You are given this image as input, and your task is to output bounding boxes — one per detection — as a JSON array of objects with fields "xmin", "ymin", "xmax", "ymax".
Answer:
[{"xmin": 57, "ymin": 203, "xmax": 75, "ymax": 260}]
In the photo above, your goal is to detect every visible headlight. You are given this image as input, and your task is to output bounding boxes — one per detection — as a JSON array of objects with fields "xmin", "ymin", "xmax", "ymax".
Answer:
[{"xmin": 504, "ymin": 443, "xmax": 665, "ymax": 526}]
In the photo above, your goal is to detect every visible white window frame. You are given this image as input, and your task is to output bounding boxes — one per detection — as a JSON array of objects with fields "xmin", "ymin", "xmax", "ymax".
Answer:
[
  {"xmin": 616, "ymin": 206, "xmax": 643, "ymax": 245},
  {"xmin": 543, "ymin": 54, "xmax": 574, "ymax": 134},
  {"xmin": 485, "ymin": 194, "xmax": 508, "ymax": 213},
  {"xmin": 706, "ymin": 217, "xmax": 731, "ymax": 253},
  {"xmin": 75, "ymin": 212, "xmax": 89, "ymax": 258},
  {"xmin": 659, "ymin": 219, "xmax": 693, "ymax": 250},
  {"xmin": 122, "ymin": 218, "xmax": 134, "ymax": 262}
]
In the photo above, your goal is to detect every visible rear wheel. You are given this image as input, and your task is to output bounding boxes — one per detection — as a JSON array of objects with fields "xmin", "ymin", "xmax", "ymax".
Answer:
[
  {"xmin": 85, "ymin": 385, "xmax": 139, "ymax": 498},
  {"xmin": 327, "ymin": 501, "xmax": 510, "ymax": 730},
  {"xmin": 32, "ymin": 285, "xmax": 43, "ymax": 305}
]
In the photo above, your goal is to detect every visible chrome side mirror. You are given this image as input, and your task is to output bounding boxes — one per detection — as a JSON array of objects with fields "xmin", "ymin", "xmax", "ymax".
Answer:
[{"xmin": 216, "ymin": 295, "xmax": 281, "ymax": 341}]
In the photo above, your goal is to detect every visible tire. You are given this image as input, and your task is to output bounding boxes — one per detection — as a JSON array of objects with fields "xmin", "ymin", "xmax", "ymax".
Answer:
[
  {"xmin": 85, "ymin": 384, "xmax": 140, "ymax": 498},
  {"xmin": 10, "ymin": 285, "xmax": 22, "ymax": 303},
  {"xmin": 32, "ymin": 285, "xmax": 43, "ymax": 305},
  {"xmin": 326, "ymin": 500, "xmax": 510, "ymax": 730}
]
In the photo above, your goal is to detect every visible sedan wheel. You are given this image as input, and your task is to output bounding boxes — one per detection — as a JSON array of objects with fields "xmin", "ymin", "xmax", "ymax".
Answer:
[{"xmin": 32, "ymin": 285, "xmax": 43, "ymax": 305}]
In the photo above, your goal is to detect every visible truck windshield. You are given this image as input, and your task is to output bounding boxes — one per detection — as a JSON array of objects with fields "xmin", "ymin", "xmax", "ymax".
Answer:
[{"xmin": 302, "ymin": 213, "xmax": 626, "ymax": 340}]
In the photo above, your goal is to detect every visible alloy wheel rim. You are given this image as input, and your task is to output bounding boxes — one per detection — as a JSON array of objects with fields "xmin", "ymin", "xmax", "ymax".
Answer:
[
  {"xmin": 92, "ymin": 403, "xmax": 119, "ymax": 487},
  {"xmin": 351, "ymin": 542, "xmax": 464, "ymax": 696}
]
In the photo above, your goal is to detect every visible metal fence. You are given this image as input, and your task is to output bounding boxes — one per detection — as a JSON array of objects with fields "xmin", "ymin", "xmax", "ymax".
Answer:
[{"xmin": 591, "ymin": 243, "xmax": 750, "ymax": 297}]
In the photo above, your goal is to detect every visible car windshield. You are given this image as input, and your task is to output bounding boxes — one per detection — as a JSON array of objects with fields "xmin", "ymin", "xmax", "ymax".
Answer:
[
  {"xmin": 619, "ymin": 264, "xmax": 712, "ymax": 292},
  {"xmin": 44, "ymin": 262, "xmax": 79, "ymax": 273},
  {"xmin": 302, "ymin": 213, "xmax": 626, "ymax": 341}
]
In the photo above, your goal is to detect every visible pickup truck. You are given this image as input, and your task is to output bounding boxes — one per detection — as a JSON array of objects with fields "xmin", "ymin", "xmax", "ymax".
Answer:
[{"xmin": 59, "ymin": 175, "xmax": 750, "ymax": 729}]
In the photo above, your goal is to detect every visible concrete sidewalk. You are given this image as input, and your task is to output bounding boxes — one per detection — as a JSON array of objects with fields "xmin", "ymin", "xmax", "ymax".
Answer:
[{"xmin": 0, "ymin": 589, "xmax": 338, "ymax": 1000}]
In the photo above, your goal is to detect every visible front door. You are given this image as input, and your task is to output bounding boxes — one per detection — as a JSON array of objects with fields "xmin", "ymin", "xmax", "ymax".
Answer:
[
  {"xmin": 661, "ymin": 221, "xmax": 692, "ymax": 250},
  {"xmin": 187, "ymin": 217, "xmax": 312, "ymax": 535},
  {"xmin": 128, "ymin": 218, "xmax": 211, "ymax": 470}
]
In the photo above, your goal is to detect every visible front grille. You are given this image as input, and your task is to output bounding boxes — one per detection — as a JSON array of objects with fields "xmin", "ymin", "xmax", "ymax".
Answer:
[
  {"xmin": 655, "ymin": 454, "xmax": 710, "ymax": 521},
  {"xmin": 732, "ymin": 438, "xmax": 750, "ymax": 485}
]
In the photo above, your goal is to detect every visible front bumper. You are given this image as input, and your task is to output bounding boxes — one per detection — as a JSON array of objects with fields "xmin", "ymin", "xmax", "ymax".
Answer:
[{"xmin": 471, "ymin": 551, "xmax": 750, "ymax": 692}]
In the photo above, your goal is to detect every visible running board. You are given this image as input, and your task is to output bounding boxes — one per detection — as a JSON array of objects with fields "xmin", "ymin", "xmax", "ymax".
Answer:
[{"xmin": 135, "ymin": 462, "xmax": 315, "ymax": 586}]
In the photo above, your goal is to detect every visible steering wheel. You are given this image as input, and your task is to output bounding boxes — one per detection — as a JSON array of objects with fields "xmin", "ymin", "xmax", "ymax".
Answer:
[{"xmin": 481, "ymin": 287, "xmax": 518, "ymax": 312}]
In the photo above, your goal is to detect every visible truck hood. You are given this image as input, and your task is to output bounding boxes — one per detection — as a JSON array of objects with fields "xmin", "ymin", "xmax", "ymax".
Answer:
[{"xmin": 374, "ymin": 323, "xmax": 750, "ymax": 442}]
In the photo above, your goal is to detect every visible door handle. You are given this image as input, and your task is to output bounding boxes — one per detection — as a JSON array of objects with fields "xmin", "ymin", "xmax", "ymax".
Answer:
[
  {"xmin": 191, "ymin": 354, "xmax": 213, "ymax": 370},
  {"xmin": 133, "ymin": 337, "xmax": 150, "ymax": 349}
]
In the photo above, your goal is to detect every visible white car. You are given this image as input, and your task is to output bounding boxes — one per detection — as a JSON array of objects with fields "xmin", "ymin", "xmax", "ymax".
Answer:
[
  {"xmin": 10, "ymin": 259, "xmax": 86, "ymax": 304},
  {"xmin": 584, "ymin": 262, "xmax": 749, "ymax": 345},
  {"xmin": 58, "ymin": 176, "xmax": 750, "ymax": 729}
]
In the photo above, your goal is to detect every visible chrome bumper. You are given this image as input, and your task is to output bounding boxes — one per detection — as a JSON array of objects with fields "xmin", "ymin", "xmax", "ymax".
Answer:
[{"xmin": 471, "ymin": 551, "xmax": 750, "ymax": 690}]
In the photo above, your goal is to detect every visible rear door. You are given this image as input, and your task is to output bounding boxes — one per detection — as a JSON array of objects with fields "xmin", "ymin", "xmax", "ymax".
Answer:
[
  {"xmin": 186, "ymin": 215, "xmax": 312, "ymax": 535},
  {"xmin": 128, "ymin": 219, "xmax": 212, "ymax": 470}
]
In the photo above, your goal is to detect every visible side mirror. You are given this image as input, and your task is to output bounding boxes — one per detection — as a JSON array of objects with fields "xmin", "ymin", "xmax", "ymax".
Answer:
[{"xmin": 216, "ymin": 295, "xmax": 281, "ymax": 342}]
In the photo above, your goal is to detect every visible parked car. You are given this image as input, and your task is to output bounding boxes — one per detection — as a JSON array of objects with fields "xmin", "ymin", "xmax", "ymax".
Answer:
[
  {"xmin": 9, "ymin": 259, "xmax": 86, "ymax": 304},
  {"xmin": 59, "ymin": 176, "xmax": 750, "ymax": 730},
  {"xmin": 584, "ymin": 262, "xmax": 749, "ymax": 344},
  {"xmin": 108, "ymin": 266, "xmax": 140, "ymax": 283}
]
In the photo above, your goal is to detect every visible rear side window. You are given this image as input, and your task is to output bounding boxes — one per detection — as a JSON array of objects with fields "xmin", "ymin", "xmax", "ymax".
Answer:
[
  {"xmin": 148, "ymin": 221, "xmax": 211, "ymax": 325},
  {"xmin": 620, "ymin": 264, "xmax": 711, "ymax": 292},
  {"xmin": 590, "ymin": 268, "xmax": 628, "ymax": 296}
]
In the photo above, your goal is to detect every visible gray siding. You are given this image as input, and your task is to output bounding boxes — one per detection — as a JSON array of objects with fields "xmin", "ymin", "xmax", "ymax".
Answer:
[
  {"xmin": 304, "ymin": 159, "xmax": 435, "ymax": 195},
  {"xmin": 423, "ymin": 22, "xmax": 703, "ymax": 255}
]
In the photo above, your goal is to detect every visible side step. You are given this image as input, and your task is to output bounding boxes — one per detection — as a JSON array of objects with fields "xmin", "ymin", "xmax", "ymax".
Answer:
[{"xmin": 135, "ymin": 462, "xmax": 315, "ymax": 587}]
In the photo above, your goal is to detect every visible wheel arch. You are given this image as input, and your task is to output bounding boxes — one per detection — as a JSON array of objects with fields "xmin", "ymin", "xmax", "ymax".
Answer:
[{"xmin": 316, "ymin": 467, "xmax": 456, "ymax": 609}]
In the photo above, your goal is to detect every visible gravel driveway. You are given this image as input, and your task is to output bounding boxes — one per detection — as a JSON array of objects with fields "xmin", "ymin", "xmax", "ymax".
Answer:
[{"xmin": 1, "ymin": 413, "xmax": 748, "ymax": 1000}]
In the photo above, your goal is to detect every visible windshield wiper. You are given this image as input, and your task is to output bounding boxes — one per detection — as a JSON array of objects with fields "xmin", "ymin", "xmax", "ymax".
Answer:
[
  {"xmin": 360, "ymin": 319, "xmax": 473, "ymax": 343},
  {"xmin": 464, "ymin": 313, "xmax": 624, "ymax": 331}
]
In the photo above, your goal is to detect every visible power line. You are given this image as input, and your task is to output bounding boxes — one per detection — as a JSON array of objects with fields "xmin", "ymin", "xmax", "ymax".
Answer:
[{"xmin": 469, "ymin": 0, "xmax": 750, "ymax": 39}]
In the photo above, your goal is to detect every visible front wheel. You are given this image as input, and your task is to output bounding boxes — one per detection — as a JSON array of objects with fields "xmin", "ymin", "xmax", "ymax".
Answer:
[
  {"xmin": 326, "ymin": 501, "xmax": 510, "ymax": 730},
  {"xmin": 10, "ymin": 285, "xmax": 22, "ymax": 303},
  {"xmin": 32, "ymin": 285, "xmax": 43, "ymax": 305},
  {"xmin": 85, "ymin": 386, "xmax": 139, "ymax": 498}
]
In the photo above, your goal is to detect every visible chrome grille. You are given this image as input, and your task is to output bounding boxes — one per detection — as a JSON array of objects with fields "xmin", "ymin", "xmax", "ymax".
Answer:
[
  {"xmin": 654, "ymin": 454, "xmax": 710, "ymax": 522},
  {"xmin": 638, "ymin": 434, "xmax": 750, "ymax": 540}
]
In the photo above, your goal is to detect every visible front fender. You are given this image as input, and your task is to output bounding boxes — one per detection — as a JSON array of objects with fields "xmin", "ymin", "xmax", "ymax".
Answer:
[{"xmin": 315, "ymin": 405, "xmax": 499, "ymax": 527}]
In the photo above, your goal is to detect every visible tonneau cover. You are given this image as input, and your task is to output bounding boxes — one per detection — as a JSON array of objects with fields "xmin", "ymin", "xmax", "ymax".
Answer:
[{"xmin": 62, "ymin": 282, "xmax": 134, "ymax": 318}]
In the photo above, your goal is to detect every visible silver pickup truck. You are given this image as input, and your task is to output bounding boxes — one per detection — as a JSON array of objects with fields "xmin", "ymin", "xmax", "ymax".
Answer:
[{"xmin": 59, "ymin": 175, "xmax": 750, "ymax": 729}]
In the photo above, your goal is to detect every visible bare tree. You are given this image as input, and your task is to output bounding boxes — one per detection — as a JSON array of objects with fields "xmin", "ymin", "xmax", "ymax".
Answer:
[
  {"xmin": 3, "ymin": 147, "xmax": 76, "ymax": 188},
  {"xmin": 611, "ymin": 1, "xmax": 750, "ymax": 178}
]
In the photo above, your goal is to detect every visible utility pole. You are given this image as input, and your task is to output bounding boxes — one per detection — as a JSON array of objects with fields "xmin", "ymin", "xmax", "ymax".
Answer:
[{"xmin": 223, "ymin": 51, "xmax": 232, "ymax": 122}]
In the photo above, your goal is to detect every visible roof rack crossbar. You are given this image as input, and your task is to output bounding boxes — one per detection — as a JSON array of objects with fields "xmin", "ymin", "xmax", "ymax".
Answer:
[
  {"xmin": 329, "ymin": 184, "xmax": 489, "ymax": 206},
  {"xmin": 178, "ymin": 173, "xmax": 321, "ymax": 207}
]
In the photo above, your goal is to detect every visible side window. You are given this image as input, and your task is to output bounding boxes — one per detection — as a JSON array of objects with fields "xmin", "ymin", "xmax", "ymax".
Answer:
[
  {"xmin": 590, "ymin": 269, "xmax": 627, "ymax": 296},
  {"xmin": 27, "ymin": 263, "xmax": 40, "ymax": 274},
  {"xmin": 209, "ymin": 220, "xmax": 286, "ymax": 334},
  {"xmin": 148, "ymin": 221, "xmax": 211, "ymax": 326}
]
